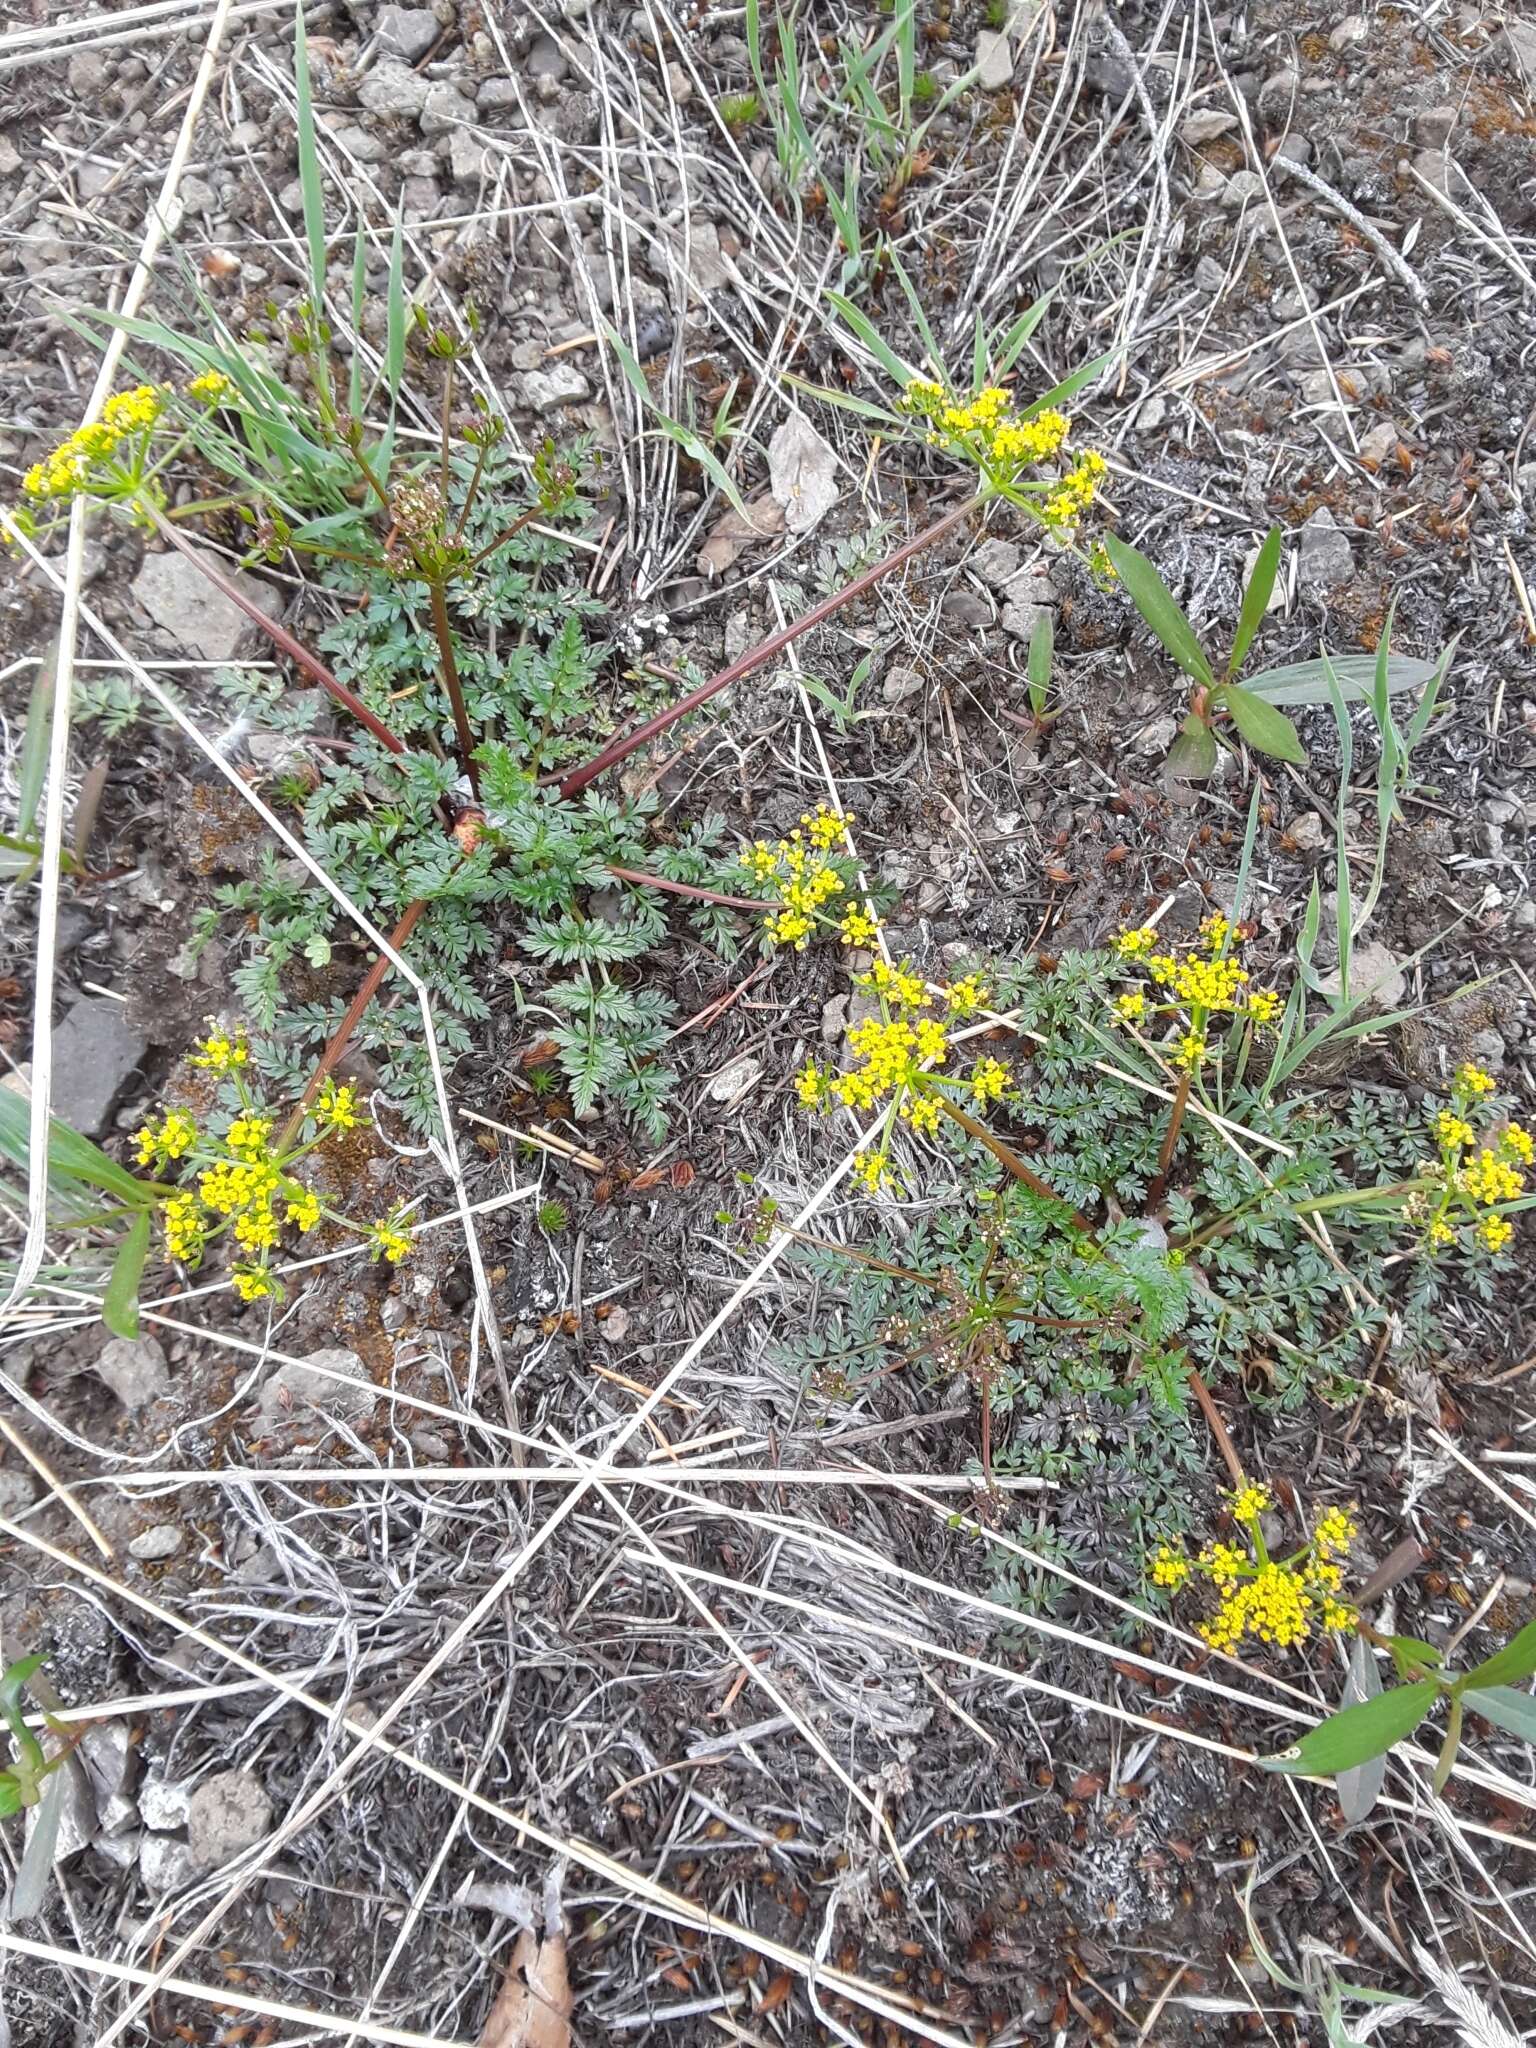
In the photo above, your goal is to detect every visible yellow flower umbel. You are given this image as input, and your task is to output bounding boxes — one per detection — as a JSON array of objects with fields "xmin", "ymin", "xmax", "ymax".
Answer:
[
  {"xmin": 187, "ymin": 369, "xmax": 235, "ymax": 406},
  {"xmin": 18, "ymin": 384, "xmax": 168, "ymax": 511},
  {"xmin": 141, "ymin": 1029, "xmax": 411, "ymax": 1305},
  {"xmin": 1109, "ymin": 915, "xmax": 1280, "ymax": 1073},
  {"xmin": 1404, "ymin": 1062, "xmax": 1529, "ymax": 1259},
  {"xmin": 896, "ymin": 378, "xmax": 1104, "ymax": 534},
  {"xmin": 1152, "ymin": 1484, "xmax": 1359, "ymax": 1654},
  {"xmin": 740, "ymin": 805, "xmax": 875, "ymax": 953},
  {"xmin": 793, "ymin": 962, "xmax": 1013, "ymax": 1193}
]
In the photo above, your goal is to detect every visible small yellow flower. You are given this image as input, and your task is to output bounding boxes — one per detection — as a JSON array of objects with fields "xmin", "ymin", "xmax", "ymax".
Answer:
[
  {"xmin": 187, "ymin": 368, "xmax": 235, "ymax": 405},
  {"xmin": 226, "ymin": 1114, "xmax": 273, "ymax": 1162},
  {"xmin": 317, "ymin": 1078, "xmax": 361, "ymax": 1132},
  {"xmin": 1321, "ymin": 1597, "xmax": 1356, "ymax": 1631},
  {"xmin": 191, "ymin": 1028, "xmax": 248, "ymax": 1073},
  {"xmin": 163, "ymin": 1193, "xmax": 205, "ymax": 1261},
  {"xmin": 1456, "ymin": 1062, "xmax": 1496, "ymax": 1098},
  {"xmin": 1433, "ymin": 1109, "xmax": 1475, "ymax": 1150},
  {"xmin": 900, "ymin": 1092, "xmax": 943, "ymax": 1136},
  {"xmin": 368, "ymin": 1217, "xmax": 412, "ymax": 1264},
  {"xmin": 969, "ymin": 1055, "xmax": 1010, "ymax": 1106},
  {"xmin": 1246, "ymin": 988, "xmax": 1281, "ymax": 1026},
  {"xmin": 1478, "ymin": 1213, "xmax": 1514, "ymax": 1253},
  {"xmin": 851, "ymin": 1150, "xmax": 891, "ymax": 1194},
  {"xmin": 1228, "ymin": 1482, "xmax": 1271, "ymax": 1525},
  {"xmin": 945, "ymin": 973, "xmax": 987, "ymax": 1016},
  {"xmin": 232, "ymin": 1266, "xmax": 274, "ymax": 1302},
  {"xmin": 1115, "ymin": 925, "xmax": 1158, "ymax": 959},
  {"xmin": 1312, "ymin": 1506, "xmax": 1358, "ymax": 1557},
  {"xmin": 794, "ymin": 1063, "xmax": 829, "ymax": 1109},
  {"xmin": 1151, "ymin": 1545, "xmax": 1190, "ymax": 1590},
  {"xmin": 1173, "ymin": 1029, "xmax": 1207, "ymax": 1070},
  {"xmin": 1502, "ymin": 1123, "xmax": 1534, "ymax": 1165},
  {"xmin": 838, "ymin": 905, "xmax": 881, "ymax": 947},
  {"xmin": 1114, "ymin": 990, "xmax": 1146, "ymax": 1023},
  {"xmin": 1201, "ymin": 913, "xmax": 1231, "ymax": 953},
  {"xmin": 285, "ymin": 1185, "xmax": 321, "ymax": 1232},
  {"xmin": 1426, "ymin": 1215, "xmax": 1455, "ymax": 1248}
]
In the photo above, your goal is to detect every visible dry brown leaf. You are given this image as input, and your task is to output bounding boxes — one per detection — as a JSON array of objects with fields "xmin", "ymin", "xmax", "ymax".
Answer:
[
  {"xmin": 478, "ymin": 1929, "xmax": 572, "ymax": 2048},
  {"xmin": 696, "ymin": 494, "xmax": 785, "ymax": 577}
]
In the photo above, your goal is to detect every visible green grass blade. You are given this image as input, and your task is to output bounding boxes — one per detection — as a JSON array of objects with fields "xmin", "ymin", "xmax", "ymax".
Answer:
[
  {"xmin": 348, "ymin": 220, "xmax": 367, "ymax": 417},
  {"xmin": 16, "ymin": 639, "xmax": 57, "ymax": 842},
  {"xmin": 1101, "ymin": 534, "xmax": 1214, "ymax": 687},
  {"xmin": 990, "ymin": 296, "xmax": 1053, "ymax": 378},
  {"xmin": 1244, "ymin": 652, "xmax": 1437, "ymax": 705},
  {"xmin": 293, "ymin": 3, "xmax": 329, "ymax": 314},
  {"xmin": 1323, "ymin": 653, "xmax": 1353, "ymax": 1001},
  {"xmin": 886, "ymin": 247, "xmax": 941, "ymax": 375},
  {"xmin": 824, "ymin": 291, "xmax": 918, "ymax": 386},
  {"xmin": 102, "ymin": 1209, "xmax": 151, "ymax": 1339},
  {"xmin": 1228, "ymin": 526, "xmax": 1281, "ymax": 679},
  {"xmin": 1017, "ymin": 347, "xmax": 1114, "ymax": 424}
]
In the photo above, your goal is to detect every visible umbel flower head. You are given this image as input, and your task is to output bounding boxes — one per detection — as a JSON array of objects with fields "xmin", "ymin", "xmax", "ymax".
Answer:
[
  {"xmin": 739, "ymin": 805, "xmax": 877, "ymax": 951},
  {"xmin": 896, "ymin": 378, "xmax": 1105, "ymax": 532},
  {"xmin": 1152, "ymin": 1483, "xmax": 1358, "ymax": 1653},
  {"xmin": 20, "ymin": 385, "xmax": 167, "ymax": 505},
  {"xmin": 793, "ymin": 962, "xmax": 1005, "ymax": 1193},
  {"xmin": 1111, "ymin": 915, "xmax": 1280, "ymax": 1071},
  {"xmin": 1405, "ymin": 1062, "xmax": 1530, "ymax": 1257},
  {"xmin": 135, "ymin": 1028, "xmax": 414, "ymax": 1305}
]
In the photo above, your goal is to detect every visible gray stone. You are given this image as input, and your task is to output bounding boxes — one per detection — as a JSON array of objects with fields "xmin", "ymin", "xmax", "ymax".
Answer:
[
  {"xmin": 1180, "ymin": 109, "xmax": 1235, "ymax": 146},
  {"xmin": 51, "ymin": 997, "xmax": 147, "ymax": 1139},
  {"xmin": 706, "ymin": 1055, "xmax": 762, "ymax": 1103},
  {"xmin": 1317, "ymin": 940, "xmax": 1407, "ymax": 1010},
  {"xmin": 94, "ymin": 1334, "xmax": 170, "ymax": 1410},
  {"xmin": 1288, "ymin": 811, "xmax": 1327, "ymax": 853},
  {"xmin": 357, "ymin": 55, "xmax": 431, "ymax": 121},
  {"xmin": 1135, "ymin": 714, "xmax": 1178, "ymax": 758},
  {"xmin": 598, "ymin": 1306, "xmax": 631, "ymax": 1345},
  {"xmin": 518, "ymin": 364, "xmax": 590, "ymax": 412},
  {"xmin": 1328, "ymin": 14, "xmax": 1369, "ymax": 48},
  {"xmin": 375, "ymin": 4, "xmax": 439, "ymax": 60},
  {"xmin": 1467, "ymin": 1027, "xmax": 1506, "ymax": 1070},
  {"xmin": 1358, "ymin": 418, "xmax": 1400, "ymax": 467},
  {"xmin": 25, "ymin": 1752, "xmax": 96, "ymax": 1862},
  {"xmin": 138, "ymin": 1773, "xmax": 192, "ymax": 1833},
  {"xmin": 140, "ymin": 1831, "xmax": 197, "ymax": 1891},
  {"xmin": 1135, "ymin": 394, "xmax": 1168, "ymax": 431},
  {"xmin": 974, "ymin": 29, "xmax": 1013, "ymax": 89},
  {"xmin": 401, "ymin": 176, "xmax": 441, "ymax": 220},
  {"xmin": 477, "ymin": 76, "xmax": 521, "ymax": 114},
  {"xmin": 882, "ymin": 663, "xmax": 924, "ymax": 704},
  {"xmin": 419, "ymin": 82, "xmax": 468, "ymax": 138},
  {"xmin": 1193, "ymin": 162, "xmax": 1227, "ymax": 200},
  {"xmin": 1194, "ymin": 254, "xmax": 1226, "ymax": 294},
  {"xmin": 1411, "ymin": 147, "xmax": 1459, "ymax": 198},
  {"xmin": 969, "ymin": 537, "xmax": 1021, "ymax": 590},
  {"xmin": 67, "ymin": 49, "xmax": 108, "ymax": 96},
  {"xmin": 944, "ymin": 589, "xmax": 992, "ymax": 630},
  {"xmin": 1415, "ymin": 105, "xmax": 1457, "ymax": 150},
  {"xmin": 132, "ymin": 551, "xmax": 266, "ymax": 664},
  {"xmin": 330, "ymin": 123, "xmax": 387, "ymax": 164},
  {"xmin": 1298, "ymin": 507, "xmax": 1353, "ymax": 593},
  {"xmin": 1221, "ymin": 170, "xmax": 1266, "ymax": 208},
  {"xmin": 0, "ymin": 1467, "xmax": 36, "ymax": 1515},
  {"xmin": 257, "ymin": 1346, "xmax": 376, "ymax": 1429},
  {"xmin": 129, "ymin": 1524, "xmax": 184, "ymax": 1561},
  {"xmin": 526, "ymin": 33, "xmax": 568, "ymax": 80},
  {"xmin": 446, "ymin": 127, "xmax": 488, "ymax": 186},
  {"xmin": 1498, "ymin": 20, "xmax": 1536, "ymax": 84},
  {"xmin": 187, "ymin": 1768, "xmax": 273, "ymax": 1871}
]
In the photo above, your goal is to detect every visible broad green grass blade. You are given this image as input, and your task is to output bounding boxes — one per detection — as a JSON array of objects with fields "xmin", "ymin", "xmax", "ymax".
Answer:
[
  {"xmin": 991, "ymin": 296, "xmax": 1053, "ymax": 377},
  {"xmin": 293, "ymin": 4, "xmax": 329, "ymax": 314},
  {"xmin": 824, "ymin": 290, "xmax": 918, "ymax": 385},
  {"xmin": 1245, "ymin": 652, "xmax": 1438, "ymax": 705},
  {"xmin": 895, "ymin": 0, "xmax": 915, "ymax": 128},
  {"xmin": 1017, "ymin": 347, "xmax": 1114, "ymax": 424},
  {"xmin": 1228, "ymin": 526, "xmax": 1280, "ymax": 678},
  {"xmin": 8, "ymin": 1765, "xmax": 65, "ymax": 1921},
  {"xmin": 0, "ymin": 1088, "xmax": 150, "ymax": 1208},
  {"xmin": 1102, "ymin": 534, "xmax": 1214, "ymax": 687},
  {"xmin": 103, "ymin": 1210, "xmax": 151, "ymax": 1339},
  {"xmin": 783, "ymin": 374, "xmax": 903, "ymax": 426}
]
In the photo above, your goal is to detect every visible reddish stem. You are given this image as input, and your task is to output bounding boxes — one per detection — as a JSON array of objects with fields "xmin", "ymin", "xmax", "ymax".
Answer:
[
  {"xmin": 555, "ymin": 490, "xmax": 986, "ymax": 798},
  {"xmin": 1145, "ymin": 1068, "xmax": 1192, "ymax": 1213},
  {"xmin": 142, "ymin": 504, "xmax": 406, "ymax": 757},
  {"xmin": 937, "ymin": 1094, "xmax": 1093, "ymax": 1234},
  {"xmin": 604, "ymin": 864, "xmax": 770, "ymax": 912},
  {"xmin": 275, "ymin": 898, "xmax": 428, "ymax": 1154},
  {"xmin": 1185, "ymin": 1363, "xmax": 1246, "ymax": 1488}
]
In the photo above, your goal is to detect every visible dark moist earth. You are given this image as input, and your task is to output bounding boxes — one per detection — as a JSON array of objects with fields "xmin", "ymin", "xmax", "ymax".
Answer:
[{"xmin": 3, "ymin": 1, "xmax": 1536, "ymax": 2043}]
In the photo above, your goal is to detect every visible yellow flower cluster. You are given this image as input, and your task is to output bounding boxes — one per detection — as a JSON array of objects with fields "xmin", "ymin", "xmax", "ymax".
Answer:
[
  {"xmin": 896, "ymin": 378, "xmax": 1100, "ymax": 525},
  {"xmin": 1408, "ymin": 1063, "xmax": 1529, "ymax": 1258},
  {"xmin": 740, "ymin": 806, "xmax": 877, "ymax": 951},
  {"xmin": 134, "ymin": 1033, "xmax": 411, "ymax": 1304},
  {"xmin": 1111, "ymin": 917, "xmax": 1280, "ymax": 1069},
  {"xmin": 188, "ymin": 369, "xmax": 235, "ymax": 405},
  {"xmin": 793, "ymin": 962, "xmax": 1012, "ymax": 1192},
  {"xmin": 1152, "ymin": 1486, "xmax": 1359, "ymax": 1654},
  {"xmin": 21, "ymin": 385, "xmax": 166, "ymax": 502}
]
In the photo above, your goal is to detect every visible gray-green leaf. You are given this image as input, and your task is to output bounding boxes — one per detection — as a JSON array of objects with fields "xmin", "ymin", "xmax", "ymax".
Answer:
[
  {"xmin": 1462, "ymin": 1617, "xmax": 1536, "ymax": 1693},
  {"xmin": 1244, "ymin": 652, "xmax": 1438, "ymax": 706},
  {"xmin": 1163, "ymin": 712, "xmax": 1218, "ymax": 781},
  {"xmin": 1463, "ymin": 1684, "xmax": 1536, "ymax": 1745}
]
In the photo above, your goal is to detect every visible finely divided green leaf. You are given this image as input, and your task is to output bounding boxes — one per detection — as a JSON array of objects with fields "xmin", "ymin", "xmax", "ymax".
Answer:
[
  {"xmin": 1102, "ymin": 535, "xmax": 1214, "ymax": 687},
  {"xmin": 1259, "ymin": 1679, "xmax": 1438, "ymax": 1777},
  {"xmin": 1221, "ymin": 683, "xmax": 1307, "ymax": 764}
]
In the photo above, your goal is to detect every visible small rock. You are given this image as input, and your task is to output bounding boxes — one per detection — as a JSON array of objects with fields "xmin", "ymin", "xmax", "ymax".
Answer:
[
  {"xmin": 685, "ymin": 220, "xmax": 733, "ymax": 293},
  {"xmin": 420, "ymin": 82, "xmax": 468, "ymax": 138},
  {"xmin": 1328, "ymin": 15, "xmax": 1369, "ymax": 48},
  {"xmin": 375, "ymin": 4, "xmax": 439, "ymax": 61},
  {"xmin": 98, "ymin": 1831, "xmax": 141, "ymax": 1869},
  {"xmin": 1288, "ymin": 811, "xmax": 1327, "ymax": 853},
  {"xmin": 1135, "ymin": 394, "xmax": 1168, "ymax": 431},
  {"xmin": 526, "ymin": 32, "xmax": 568, "ymax": 80},
  {"xmin": 768, "ymin": 412, "xmax": 839, "ymax": 534},
  {"xmin": 446, "ymin": 127, "xmax": 488, "ymax": 186},
  {"xmin": 821, "ymin": 992, "xmax": 850, "ymax": 1045},
  {"xmin": 67, "ymin": 49, "xmax": 108, "ymax": 95},
  {"xmin": 139, "ymin": 1773, "xmax": 192, "ymax": 1833},
  {"xmin": 1221, "ymin": 170, "xmax": 1266, "ymax": 209},
  {"xmin": 186, "ymin": 1768, "xmax": 273, "ymax": 1872},
  {"xmin": 1410, "ymin": 147, "xmax": 1459, "ymax": 198},
  {"xmin": 944, "ymin": 589, "xmax": 992, "ymax": 631},
  {"xmin": 140, "ymin": 1832, "xmax": 198, "ymax": 1891},
  {"xmin": 25, "ymin": 1755, "xmax": 97, "ymax": 1863},
  {"xmin": 1317, "ymin": 940, "xmax": 1407, "ymax": 1010},
  {"xmin": 1297, "ymin": 507, "xmax": 1353, "ymax": 594},
  {"xmin": 974, "ymin": 29, "xmax": 1013, "ymax": 90},
  {"xmin": 0, "ymin": 1468, "xmax": 36, "ymax": 1515},
  {"xmin": 129, "ymin": 1525, "xmax": 183, "ymax": 1561},
  {"xmin": 707, "ymin": 1054, "xmax": 762, "ymax": 1103},
  {"xmin": 1194, "ymin": 254, "xmax": 1226, "ymax": 294},
  {"xmin": 970, "ymin": 537, "xmax": 1021, "ymax": 589},
  {"xmin": 1466, "ymin": 1027, "xmax": 1506, "ymax": 1070},
  {"xmin": 1357, "ymin": 418, "xmax": 1401, "ymax": 468},
  {"xmin": 50, "ymin": 997, "xmax": 148, "ymax": 1139},
  {"xmin": 357, "ymin": 55, "xmax": 431, "ymax": 121},
  {"xmin": 477, "ymin": 76, "xmax": 521, "ymax": 114},
  {"xmin": 1135, "ymin": 714, "xmax": 1178, "ymax": 758},
  {"xmin": 882, "ymin": 663, "xmax": 924, "ymax": 704},
  {"xmin": 1497, "ymin": 20, "xmax": 1536, "ymax": 85},
  {"xmin": 1180, "ymin": 108, "xmax": 1236, "ymax": 146},
  {"xmin": 132, "ymin": 552, "xmax": 267, "ymax": 664},
  {"xmin": 518, "ymin": 364, "xmax": 590, "ymax": 413},
  {"xmin": 257, "ymin": 1346, "xmax": 376, "ymax": 1430},
  {"xmin": 1415, "ymin": 105, "xmax": 1457, "ymax": 150},
  {"xmin": 401, "ymin": 176, "xmax": 441, "ymax": 220},
  {"xmin": 1482, "ymin": 794, "xmax": 1522, "ymax": 827},
  {"xmin": 723, "ymin": 610, "xmax": 753, "ymax": 662},
  {"xmin": 1193, "ymin": 161, "xmax": 1228, "ymax": 200},
  {"xmin": 598, "ymin": 1306, "xmax": 631, "ymax": 1346},
  {"xmin": 94, "ymin": 1334, "xmax": 171, "ymax": 1410}
]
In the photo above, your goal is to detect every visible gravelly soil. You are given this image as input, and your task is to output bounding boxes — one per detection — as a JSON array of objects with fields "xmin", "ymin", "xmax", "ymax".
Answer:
[{"xmin": 2, "ymin": 2, "xmax": 1535, "ymax": 2044}]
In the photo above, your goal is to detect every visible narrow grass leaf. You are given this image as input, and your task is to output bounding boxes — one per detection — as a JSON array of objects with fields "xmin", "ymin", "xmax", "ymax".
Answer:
[
  {"xmin": 887, "ymin": 248, "xmax": 941, "ymax": 373},
  {"xmin": 825, "ymin": 291, "xmax": 918, "ymax": 386},
  {"xmin": 293, "ymin": 4, "xmax": 329, "ymax": 313},
  {"xmin": 1017, "ymin": 348, "xmax": 1115, "ymax": 424},
  {"xmin": 1336, "ymin": 1634, "xmax": 1387, "ymax": 1823},
  {"xmin": 1229, "ymin": 526, "xmax": 1281, "ymax": 678},
  {"xmin": 1102, "ymin": 534, "xmax": 1214, "ymax": 686},
  {"xmin": 1461, "ymin": 1616, "xmax": 1536, "ymax": 1692},
  {"xmin": 16, "ymin": 640, "xmax": 56, "ymax": 841},
  {"xmin": 103, "ymin": 1210, "xmax": 151, "ymax": 1341},
  {"xmin": 1245, "ymin": 652, "xmax": 1438, "ymax": 705},
  {"xmin": 1462, "ymin": 1684, "xmax": 1536, "ymax": 1744},
  {"xmin": 8, "ymin": 1767, "xmax": 65, "ymax": 1921}
]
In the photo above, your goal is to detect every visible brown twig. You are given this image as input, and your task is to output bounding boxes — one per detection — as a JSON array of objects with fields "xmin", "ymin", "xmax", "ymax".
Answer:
[
  {"xmin": 274, "ymin": 897, "xmax": 429, "ymax": 1154},
  {"xmin": 604, "ymin": 864, "xmax": 769, "ymax": 912},
  {"xmin": 555, "ymin": 491, "xmax": 986, "ymax": 797},
  {"xmin": 141, "ymin": 504, "xmax": 406, "ymax": 757}
]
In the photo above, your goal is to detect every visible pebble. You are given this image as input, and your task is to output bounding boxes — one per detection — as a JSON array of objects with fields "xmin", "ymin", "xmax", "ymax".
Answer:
[
  {"xmin": 1180, "ymin": 109, "xmax": 1236, "ymax": 146},
  {"xmin": 1466, "ymin": 1027, "xmax": 1506, "ymax": 1070},
  {"xmin": 129, "ymin": 1524, "xmax": 184, "ymax": 1561},
  {"xmin": 1415, "ymin": 105, "xmax": 1457, "ymax": 149},
  {"xmin": 187, "ymin": 1769, "xmax": 274, "ymax": 1871},
  {"xmin": 140, "ymin": 1832, "xmax": 197, "ymax": 1892},
  {"xmin": 526, "ymin": 33, "xmax": 568, "ymax": 80},
  {"xmin": 94, "ymin": 1334, "xmax": 171, "ymax": 1410},
  {"xmin": 1135, "ymin": 394, "xmax": 1168, "ymax": 431},
  {"xmin": 599, "ymin": 1307, "xmax": 632, "ymax": 1346},
  {"xmin": 706, "ymin": 1054, "xmax": 762, "ymax": 1103},
  {"xmin": 1317, "ymin": 939, "xmax": 1407, "ymax": 1010},
  {"xmin": 0, "ymin": 1468, "xmax": 37, "ymax": 1515},
  {"xmin": 375, "ymin": 4, "xmax": 440, "ymax": 61},
  {"xmin": 1135, "ymin": 714, "xmax": 1178, "ymax": 758},
  {"xmin": 419, "ymin": 82, "xmax": 468, "ymax": 138},
  {"xmin": 974, "ymin": 29, "xmax": 1013, "ymax": 90},
  {"xmin": 132, "ymin": 551, "xmax": 267, "ymax": 663},
  {"xmin": 357, "ymin": 56, "xmax": 431, "ymax": 121},
  {"xmin": 1288, "ymin": 811, "xmax": 1327, "ymax": 852},
  {"xmin": 139, "ymin": 1773, "xmax": 192, "ymax": 1832},
  {"xmin": 882, "ymin": 663, "xmax": 924, "ymax": 704},
  {"xmin": 256, "ymin": 1346, "xmax": 376, "ymax": 1430},
  {"xmin": 1221, "ymin": 170, "xmax": 1266, "ymax": 208},
  {"xmin": 1328, "ymin": 14, "xmax": 1370, "ymax": 47},
  {"xmin": 477, "ymin": 76, "xmax": 521, "ymax": 114},
  {"xmin": 1297, "ymin": 507, "xmax": 1353, "ymax": 594},
  {"xmin": 969, "ymin": 537, "xmax": 1021, "ymax": 590},
  {"xmin": 50, "ymin": 996, "xmax": 148, "ymax": 1138},
  {"xmin": 518, "ymin": 364, "xmax": 590, "ymax": 412}
]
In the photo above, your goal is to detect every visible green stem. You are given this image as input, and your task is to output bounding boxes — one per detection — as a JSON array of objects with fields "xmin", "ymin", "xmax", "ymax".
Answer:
[{"xmin": 426, "ymin": 579, "xmax": 480, "ymax": 796}]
